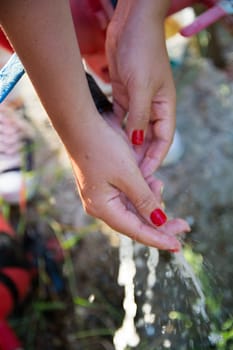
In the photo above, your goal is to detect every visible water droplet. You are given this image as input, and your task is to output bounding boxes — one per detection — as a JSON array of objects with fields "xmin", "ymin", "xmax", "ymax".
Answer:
[
  {"xmin": 88, "ymin": 294, "xmax": 95, "ymax": 303},
  {"xmin": 163, "ymin": 339, "xmax": 171, "ymax": 348}
]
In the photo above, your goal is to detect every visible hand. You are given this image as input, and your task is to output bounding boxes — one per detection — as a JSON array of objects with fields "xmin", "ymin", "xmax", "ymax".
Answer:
[
  {"xmin": 0, "ymin": 0, "xmax": 189, "ymax": 251},
  {"xmin": 69, "ymin": 113, "xmax": 189, "ymax": 251},
  {"xmin": 106, "ymin": 0, "xmax": 176, "ymax": 173}
]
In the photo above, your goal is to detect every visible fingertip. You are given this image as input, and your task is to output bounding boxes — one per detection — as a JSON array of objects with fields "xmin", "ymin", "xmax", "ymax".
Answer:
[
  {"xmin": 156, "ymin": 217, "xmax": 191, "ymax": 237},
  {"xmin": 175, "ymin": 218, "xmax": 191, "ymax": 233},
  {"xmin": 162, "ymin": 236, "xmax": 181, "ymax": 252},
  {"xmin": 140, "ymin": 155, "xmax": 161, "ymax": 178},
  {"xmin": 169, "ymin": 247, "xmax": 180, "ymax": 253},
  {"xmin": 127, "ymin": 88, "xmax": 151, "ymax": 145}
]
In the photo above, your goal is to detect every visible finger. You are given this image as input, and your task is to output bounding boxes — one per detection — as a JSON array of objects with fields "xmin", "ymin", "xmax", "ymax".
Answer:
[
  {"xmin": 140, "ymin": 91, "xmax": 176, "ymax": 176},
  {"xmin": 113, "ymin": 98, "xmax": 127, "ymax": 124},
  {"xmin": 147, "ymin": 175, "xmax": 164, "ymax": 203},
  {"xmin": 126, "ymin": 84, "xmax": 153, "ymax": 146},
  {"xmin": 117, "ymin": 165, "xmax": 168, "ymax": 229},
  {"xmin": 147, "ymin": 177, "xmax": 191, "ymax": 235},
  {"xmin": 111, "ymin": 81, "xmax": 128, "ymax": 124},
  {"xmin": 140, "ymin": 137, "xmax": 171, "ymax": 177},
  {"xmin": 157, "ymin": 218, "xmax": 191, "ymax": 235},
  {"xmin": 126, "ymin": 175, "xmax": 164, "ymax": 212},
  {"xmin": 101, "ymin": 194, "xmax": 181, "ymax": 251}
]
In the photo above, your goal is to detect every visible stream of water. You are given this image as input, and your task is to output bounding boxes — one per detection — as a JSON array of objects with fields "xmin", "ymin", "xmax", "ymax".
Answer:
[
  {"xmin": 114, "ymin": 239, "xmax": 209, "ymax": 350},
  {"xmin": 113, "ymin": 235, "xmax": 140, "ymax": 350}
]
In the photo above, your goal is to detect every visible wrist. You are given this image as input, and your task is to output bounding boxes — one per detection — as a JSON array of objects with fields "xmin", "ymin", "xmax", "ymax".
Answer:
[
  {"xmin": 48, "ymin": 88, "xmax": 102, "ymax": 154},
  {"xmin": 132, "ymin": 0, "xmax": 171, "ymax": 21}
]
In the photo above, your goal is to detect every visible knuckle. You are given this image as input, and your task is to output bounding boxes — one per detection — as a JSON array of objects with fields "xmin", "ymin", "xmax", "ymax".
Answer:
[
  {"xmin": 129, "ymin": 73, "xmax": 152, "ymax": 91},
  {"xmin": 134, "ymin": 194, "xmax": 154, "ymax": 213},
  {"xmin": 81, "ymin": 193, "xmax": 102, "ymax": 218},
  {"xmin": 83, "ymin": 202, "xmax": 97, "ymax": 217},
  {"xmin": 135, "ymin": 112, "xmax": 149, "ymax": 125}
]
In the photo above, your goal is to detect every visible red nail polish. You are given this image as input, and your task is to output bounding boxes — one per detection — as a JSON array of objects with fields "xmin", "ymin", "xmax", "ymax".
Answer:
[
  {"xmin": 150, "ymin": 208, "xmax": 167, "ymax": 226},
  {"xmin": 169, "ymin": 248, "xmax": 180, "ymax": 253},
  {"xmin": 131, "ymin": 130, "xmax": 144, "ymax": 145}
]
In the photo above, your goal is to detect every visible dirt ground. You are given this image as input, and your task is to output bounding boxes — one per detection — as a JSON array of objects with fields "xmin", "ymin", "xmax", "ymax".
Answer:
[{"xmin": 4, "ymin": 32, "xmax": 233, "ymax": 350}]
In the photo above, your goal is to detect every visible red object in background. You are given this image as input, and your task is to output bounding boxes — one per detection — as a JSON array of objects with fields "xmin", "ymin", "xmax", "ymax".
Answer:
[
  {"xmin": 0, "ymin": 320, "xmax": 22, "ymax": 350},
  {"xmin": 0, "ymin": 268, "xmax": 32, "ymax": 320},
  {"xmin": 0, "ymin": 213, "xmax": 32, "ymax": 350},
  {"xmin": 0, "ymin": 215, "xmax": 15, "ymax": 239},
  {"xmin": 0, "ymin": 30, "xmax": 13, "ymax": 53},
  {"xmin": 70, "ymin": 0, "xmax": 111, "ymax": 82},
  {"xmin": 0, "ymin": 214, "xmax": 33, "ymax": 319}
]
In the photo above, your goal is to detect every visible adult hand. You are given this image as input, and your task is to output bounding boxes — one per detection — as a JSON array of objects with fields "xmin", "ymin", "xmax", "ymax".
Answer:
[
  {"xmin": 70, "ymin": 113, "xmax": 189, "ymax": 252},
  {"xmin": 0, "ymin": 0, "xmax": 189, "ymax": 251},
  {"xmin": 106, "ymin": 0, "xmax": 175, "ymax": 174}
]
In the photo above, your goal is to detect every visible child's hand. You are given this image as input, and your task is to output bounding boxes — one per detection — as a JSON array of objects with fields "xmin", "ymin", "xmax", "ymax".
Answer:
[{"xmin": 106, "ymin": 0, "xmax": 175, "ymax": 172}]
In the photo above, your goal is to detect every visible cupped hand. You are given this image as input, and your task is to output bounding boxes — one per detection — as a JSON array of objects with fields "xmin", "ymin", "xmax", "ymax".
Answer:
[{"xmin": 68, "ymin": 111, "xmax": 190, "ymax": 251}]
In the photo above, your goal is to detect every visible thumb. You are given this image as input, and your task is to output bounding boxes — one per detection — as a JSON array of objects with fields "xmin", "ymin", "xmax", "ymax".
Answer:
[
  {"xmin": 126, "ymin": 84, "xmax": 153, "ymax": 146},
  {"xmin": 119, "ymin": 167, "xmax": 167, "ymax": 228}
]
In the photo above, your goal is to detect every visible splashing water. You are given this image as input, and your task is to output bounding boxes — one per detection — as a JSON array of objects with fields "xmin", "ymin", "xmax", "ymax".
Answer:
[
  {"xmin": 172, "ymin": 251, "xmax": 208, "ymax": 321},
  {"xmin": 114, "ymin": 237, "xmax": 209, "ymax": 349}
]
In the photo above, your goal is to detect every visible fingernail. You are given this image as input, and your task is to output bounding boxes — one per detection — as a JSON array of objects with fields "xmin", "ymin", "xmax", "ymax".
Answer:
[
  {"xmin": 150, "ymin": 208, "xmax": 167, "ymax": 226},
  {"xmin": 131, "ymin": 130, "xmax": 144, "ymax": 145},
  {"xmin": 169, "ymin": 248, "xmax": 180, "ymax": 253}
]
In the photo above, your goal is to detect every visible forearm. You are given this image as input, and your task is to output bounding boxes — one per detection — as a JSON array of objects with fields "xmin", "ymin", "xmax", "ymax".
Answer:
[
  {"xmin": 0, "ymin": 0, "xmax": 99, "ymax": 152},
  {"xmin": 108, "ymin": 0, "xmax": 170, "ymax": 53},
  {"xmin": 132, "ymin": 0, "xmax": 171, "ymax": 18}
]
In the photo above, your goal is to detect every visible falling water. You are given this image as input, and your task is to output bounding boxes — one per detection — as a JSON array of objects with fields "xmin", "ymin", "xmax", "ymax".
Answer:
[
  {"xmin": 114, "ymin": 236, "xmax": 209, "ymax": 350},
  {"xmin": 113, "ymin": 235, "xmax": 140, "ymax": 350},
  {"xmin": 141, "ymin": 247, "xmax": 159, "ymax": 337},
  {"xmin": 172, "ymin": 251, "xmax": 208, "ymax": 321},
  {"xmin": 114, "ymin": 239, "xmax": 160, "ymax": 349}
]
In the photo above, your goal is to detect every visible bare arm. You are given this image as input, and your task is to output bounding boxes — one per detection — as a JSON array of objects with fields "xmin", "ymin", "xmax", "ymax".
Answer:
[
  {"xmin": 0, "ymin": 0, "xmax": 99, "ymax": 150},
  {"xmin": 0, "ymin": 0, "xmax": 189, "ymax": 250}
]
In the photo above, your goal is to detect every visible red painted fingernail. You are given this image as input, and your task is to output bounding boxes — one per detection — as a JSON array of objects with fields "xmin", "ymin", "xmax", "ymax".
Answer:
[
  {"xmin": 150, "ymin": 208, "xmax": 167, "ymax": 226},
  {"xmin": 169, "ymin": 248, "xmax": 180, "ymax": 253},
  {"xmin": 131, "ymin": 130, "xmax": 144, "ymax": 145}
]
